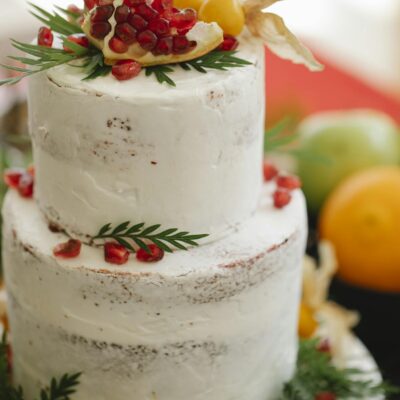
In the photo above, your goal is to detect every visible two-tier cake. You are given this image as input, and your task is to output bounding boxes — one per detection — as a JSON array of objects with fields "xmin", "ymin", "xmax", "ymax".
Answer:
[{"xmin": 1, "ymin": 0, "xmax": 322, "ymax": 398}]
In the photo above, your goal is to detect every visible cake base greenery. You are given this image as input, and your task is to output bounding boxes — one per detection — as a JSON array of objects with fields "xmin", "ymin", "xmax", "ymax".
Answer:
[{"xmin": 0, "ymin": 334, "xmax": 396, "ymax": 400}]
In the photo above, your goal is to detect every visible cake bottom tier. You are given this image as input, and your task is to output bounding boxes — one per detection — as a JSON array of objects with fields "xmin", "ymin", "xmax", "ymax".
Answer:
[{"xmin": 2, "ymin": 185, "xmax": 307, "ymax": 400}]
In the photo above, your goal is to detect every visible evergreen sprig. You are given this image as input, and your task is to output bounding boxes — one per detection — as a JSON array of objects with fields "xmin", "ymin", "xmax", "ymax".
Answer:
[
  {"xmin": 0, "ymin": 333, "xmax": 81, "ymax": 400},
  {"xmin": 93, "ymin": 222, "xmax": 209, "ymax": 253},
  {"xmin": 280, "ymin": 339, "xmax": 399, "ymax": 400},
  {"xmin": 146, "ymin": 51, "xmax": 252, "ymax": 86}
]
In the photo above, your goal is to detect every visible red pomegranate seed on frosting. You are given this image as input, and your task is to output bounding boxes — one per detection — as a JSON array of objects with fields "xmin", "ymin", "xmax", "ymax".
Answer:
[
  {"xmin": 273, "ymin": 189, "xmax": 292, "ymax": 209},
  {"xmin": 17, "ymin": 173, "xmax": 34, "ymax": 198},
  {"xmin": 64, "ymin": 35, "xmax": 90, "ymax": 52},
  {"xmin": 276, "ymin": 175, "xmax": 302, "ymax": 191},
  {"xmin": 109, "ymin": 36, "xmax": 129, "ymax": 53},
  {"xmin": 315, "ymin": 392, "xmax": 336, "ymax": 400},
  {"xmin": 137, "ymin": 30, "xmax": 158, "ymax": 50},
  {"xmin": 128, "ymin": 13, "xmax": 148, "ymax": 31},
  {"xmin": 91, "ymin": 5, "xmax": 114, "ymax": 22},
  {"xmin": 263, "ymin": 162, "xmax": 278, "ymax": 181},
  {"xmin": 38, "ymin": 27, "xmax": 54, "ymax": 47},
  {"xmin": 136, "ymin": 244, "xmax": 165, "ymax": 263},
  {"xmin": 115, "ymin": 5, "xmax": 131, "ymax": 23},
  {"xmin": 115, "ymin": 23, "xmax": 137, "ymax": 44},
  {"xmin": 53, "ymin": 239, "xmax": 82, "ymax": 258},
  {"xmin": 112, "ymin": 60, "xmax": 142, "ymax": 81},
  {"xmin": 104, "ymin": 242, "xmax": 130, "ymax": 265},
  {"xmin": 4, "ymin": 168, "xmax": 25, "ymax": 189},
  {"xmin": 218, "ymin": 34, "xmax": 238, "ymax": 51}
]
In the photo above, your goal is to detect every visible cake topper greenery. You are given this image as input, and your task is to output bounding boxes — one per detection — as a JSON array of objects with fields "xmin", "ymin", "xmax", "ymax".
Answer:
[
  {"xmin": 0, "ymin": 0, "xmax": 322, "ymax": 87},
  {"xmin": 0, "ymin": 332, "xmax": 395, "ymax": 400}
]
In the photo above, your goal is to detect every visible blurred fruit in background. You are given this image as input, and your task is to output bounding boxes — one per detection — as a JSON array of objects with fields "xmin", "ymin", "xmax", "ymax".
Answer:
[
  {"xmin": 320, "ymin": 166, "xmax": 400, "ymax": 293},
  {"xmin": 296, "ymin": 110, "xmax": 400, "ymax": 214}
]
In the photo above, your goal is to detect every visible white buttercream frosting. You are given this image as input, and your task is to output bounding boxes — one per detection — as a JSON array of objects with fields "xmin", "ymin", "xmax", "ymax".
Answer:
[
  {"xmin": 3, "ymin": 184, "xmax": 307, "ymax": 400},
  {"xmin": 28, "ymin": 35, "xmax": 265, "ymax": 241}
]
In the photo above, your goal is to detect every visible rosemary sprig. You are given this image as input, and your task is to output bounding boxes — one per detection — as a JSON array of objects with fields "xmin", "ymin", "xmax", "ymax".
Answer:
[
  {"xmin": 145, "ymin": 51, "xmax": 252, "ymax": 86},
  {"xmin": 0, "ymin": 333, "xmax": 81, "ymax": 400},
  {"xmin": 280, "ymin": 339, "xmax": 399, "ymax": 400},
  {"xmin": 93, "ymin": 222, "xmax": 209, "ymax": 253}
]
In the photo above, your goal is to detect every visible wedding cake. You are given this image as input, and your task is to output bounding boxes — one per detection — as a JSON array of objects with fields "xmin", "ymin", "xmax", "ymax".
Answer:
[{"xmin": 1, "ymin": 0, "xmax": 321, "ymax": 399}]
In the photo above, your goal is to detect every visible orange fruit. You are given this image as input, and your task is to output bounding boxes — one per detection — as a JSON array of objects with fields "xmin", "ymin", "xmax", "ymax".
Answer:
[
  {"xmin": 298, "ymin": 303, "xmax": 318, "ymax": 338},
  {"xmin": 320, "ymin": 166, "xmax": 400, "ymax": 292}
]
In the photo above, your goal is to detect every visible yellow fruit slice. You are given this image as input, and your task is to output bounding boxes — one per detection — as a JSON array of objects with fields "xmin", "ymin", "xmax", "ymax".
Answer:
[
  {"xmin": 82, "ymin": 9, "xmax": 223, "ymax": 66},
  {"xmin": 174, "ymin": 0, "xmax": 204, "ymax": 12},
  {"xmin": 199, "ymin": 0, "xmax": 245, "ymax": 36},
  {"xmin": 298, "ymin": 303, "xmax": 318, "ymax": 338}
]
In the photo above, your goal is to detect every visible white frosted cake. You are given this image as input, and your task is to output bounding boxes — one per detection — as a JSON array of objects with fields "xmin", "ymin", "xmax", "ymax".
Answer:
[{"xmin": 1, "ymin": 0, "xmax": 320, "ymax": 398}]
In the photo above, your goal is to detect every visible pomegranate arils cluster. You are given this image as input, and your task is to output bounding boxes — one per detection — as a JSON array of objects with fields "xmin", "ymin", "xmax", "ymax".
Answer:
[
  {"xmin": 263, "ymin": 162, "xmax": 302, "ymax": 209},
  {"xmin": 91, "ymin": 0, "xmax": 198, "ymax": 56},
  {"xmin": 4, "ymin": 167, "xmax": 35, "ymax": 199}
]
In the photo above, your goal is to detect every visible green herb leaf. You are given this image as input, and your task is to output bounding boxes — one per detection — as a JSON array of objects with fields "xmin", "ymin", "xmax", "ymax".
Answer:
[
  {"xmin": 93, "ymin": 222, "xmax": 209, "ymax": 253},
  {"xmin": 145, "ymin": 51, "xmax": 252, "ymax": 87},
  {"xmin": 280, "ymin": 339, "xmax": 399, "ymax": 400}
]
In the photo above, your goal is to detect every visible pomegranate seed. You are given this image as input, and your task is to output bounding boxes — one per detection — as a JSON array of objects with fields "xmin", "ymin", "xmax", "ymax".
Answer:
[
  {"xmin": 53, "ymin": 239, "xmax": 82, "ymax": 258},
  {"xmin": 98, "ymin": 0, "xmax": 113, "ymax": 5},
  {"xmin": 276, "ymin": 175, "xmax": 302, "ymax": 191},
  {"xmin": 128, "ymin": 13, "xmax": 148, "ymax": 31},
  {"xmin": 263, "ymin": 162, "xmax": 278, "ymax": 181},
  {"xmin": 64, "ymin": 35, "xmax": 90, "ymax": 52},
  {"xmin": 315, "ymin": 392, "xmax": 336, "ymax": 400},
  {"xmin": 4, "ymin": 168, "xmax": 25, "ymax": 188},
  {"xmin": 38, "ymin": 27, "xmax": 53, "ymax": 47},
  {"xmin": 136, "ymin": 3, "xmax": 159, "ymax": 21},
  {"xmin": 137, "ymin": 30, "xmax": 158, "ymax": 50},
  {"xmin": 112, "ymin": 60, "xmax": 142, "ymax": 81},
  {"xmin": 172, "ymin": 35, "xmax": 196, "ymax": 54},
  {"xmin": 170, "ymin": 8, "xmax": 196, "ymax": 34},
  {"xmin": 153, "ymin": 36, "xmax": 173, "ymax": 55},
  {"xmin": 115, "ymin": 5, "xmax": 131, "ymax": 23},
  {"xmin": 163, "ymin": 6, "xmax": 179, "ymax": 19},
  {"xmin": 91, "ymin": 5, "xmax": 114, "ymax": 22},
  {"xmin": 273, "ymin": 189, "xmax": 292, "ymax": 209},
  {"xmin": 91, "ymin": 22, "xmax": 112, "ymax": 39},
  {"xmin": 67, "ymin": 4, "xmax": 83, "ymax": 15},
  {"xmin": 104, "ymin": 242, "xmax": 130, "ymax": 265},
  {"xmin": 136, "ymin": 244, "xmax": 164, "ymax": 263},
  {"xmin": 115, "ymin": 23, "xmax": 137, "ymax": 44},
  {"xmin": 218, "ymin": 34, "xmax": 239, "ymax": 51},
  {"xmin": 109, "ymin": 36, "xmax": 129, "ymax": 53},
  {"xmin": 17, "ymin": 173, "xmax": 34, "ymax": 198},
  {"xmin": 124, "ymin": 0, "xmax": 146, "ymax": 5},
  {"xmin": 148, "ymin": 18, "xmax": 170, "ymax": 36},
  {"xmin": 152, "ymin": 0, "xmax": 173, "ymax": 13},
  {"xmin": 317, "ymin": 339, "xmax": 332, "ymax": 355},
  {"xmin": 84, "ymin": 0, "xmax": 99, "ymax": 10}
]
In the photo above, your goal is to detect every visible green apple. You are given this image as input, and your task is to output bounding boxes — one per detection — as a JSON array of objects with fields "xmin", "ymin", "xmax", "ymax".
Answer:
[{"xmin": 296, "ymin": 109, "xmax": 400, "ymax": 214}]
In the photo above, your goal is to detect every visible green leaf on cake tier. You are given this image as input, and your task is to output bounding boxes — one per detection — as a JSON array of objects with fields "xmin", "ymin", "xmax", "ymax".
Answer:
[
  {"xmin": 93, "ymin": 222, "xmax": 209, "ymax": 253},
  {"xmin": 280, "ymin": 339, "xmax": 399, "ymax": 400},
  {"xmin": 145, "ymin": 51, "xmax": 252, "ymax": 87}
]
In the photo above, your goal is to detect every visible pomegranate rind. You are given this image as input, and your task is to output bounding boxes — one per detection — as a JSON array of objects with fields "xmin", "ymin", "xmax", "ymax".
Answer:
[{"xmin": 82, "ymin": 4, "xmax": 224, "ymax": 66}]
